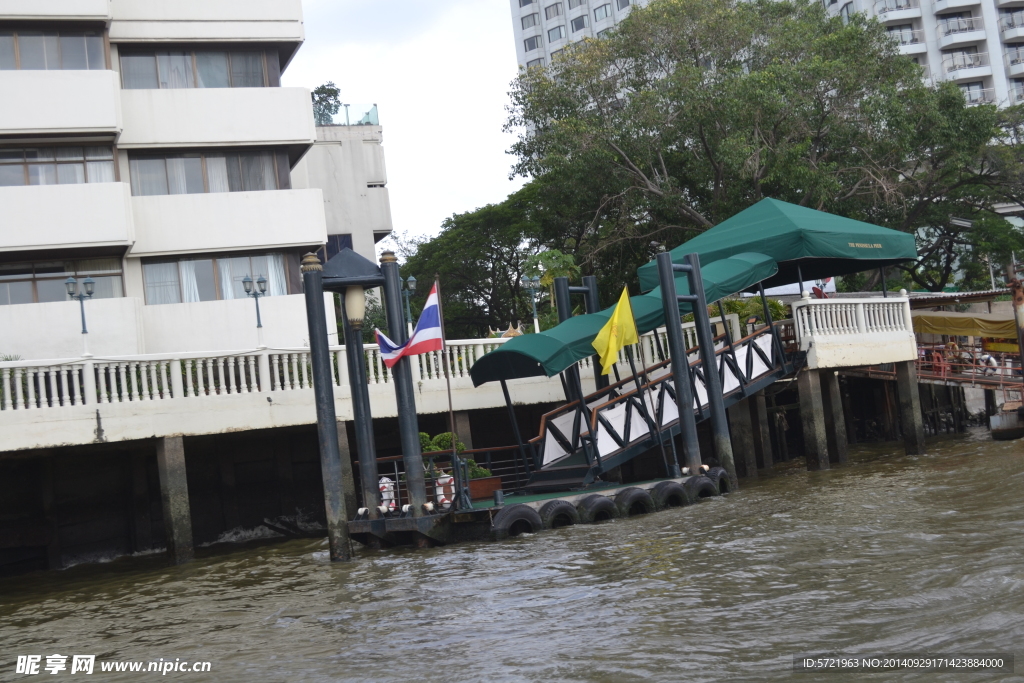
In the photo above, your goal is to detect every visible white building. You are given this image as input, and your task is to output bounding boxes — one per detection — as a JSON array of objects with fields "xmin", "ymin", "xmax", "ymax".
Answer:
[
  {"xmin": 0, "ymin": 0, "xmax": 392, "ymax": 360},
  {"xmin": 830, "ymin": 0, "xmax": 1020, "ymax": 106},
  {"xmin": 509, "ymin": 0, "xmax": 649, "ymax": 69}
]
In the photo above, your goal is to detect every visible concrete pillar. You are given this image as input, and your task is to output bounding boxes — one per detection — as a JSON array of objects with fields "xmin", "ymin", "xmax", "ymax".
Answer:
[
  {"xmin": 156, "ymin": 436, "xmax": 193, "ymax": 565},
  {"xmin": 453, "ymin": 411, "xmax": 474, "ymax": 451},
  {"xmin": 797, "ymin": 369, "xmax": 830, "ymax": 471},
  {"xmin": 727, "ymin": 399, "xmax": 758, "ymax": 478},
  {"xmin": 896, "ymin": 360, "xmax": 925, "ymax": 455},
  {"xmin": 336, "ymin": 421, "xmax": 359, "ymax": 521},
  {"xmin": 819, "ymin": 371, "xmax": 849, "ymax": 466},
  {"xmin": 751, "ymin": 390, "xmax": 773, "ymax": 472}
]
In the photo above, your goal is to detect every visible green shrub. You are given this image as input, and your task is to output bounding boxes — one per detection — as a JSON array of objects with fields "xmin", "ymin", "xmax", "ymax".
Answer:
[
  {"xmin": 419, "ymin": 432, "xmax": 433, "ymax": 451},
  {"xmin": 465, "ymin": 458, "xmax": 492, "ymax": 480},
  {"xmin": 429, "ymin": 432, "xmax": 466, "ymax": 454}
]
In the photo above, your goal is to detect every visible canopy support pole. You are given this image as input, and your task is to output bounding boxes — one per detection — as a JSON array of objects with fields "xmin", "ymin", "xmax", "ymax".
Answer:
[
  {"xmin": 880, "ymin": 267, "xmax": 888, "ymax": 298},
  {"xmin": 759, "ymin": 283, "xmax": 788, "ymax": 374},
  {"xmin": 685, "ymin": 253, "xmax": 739, "ymax": 490},
  {"xmin": 554, "ymin": 277, "xmax": 585, "ymax": 402},
  {"xmin": 582, "ymin": 275, "xmax": 609, "ymax": 391},
  {"xmin": 655, "ymin": 252, "xmax": 702, "ymax": 474},
  {"xmin": 717, "ymin": 301, "xmax": 741, "ymax": 391},
  {"xmin": 500, "ymin": 379, "xmax": 531, "ymax": 477},
  {"xmin": 797, "ymin": 264, "xmax": 804, "ymax": 295}
]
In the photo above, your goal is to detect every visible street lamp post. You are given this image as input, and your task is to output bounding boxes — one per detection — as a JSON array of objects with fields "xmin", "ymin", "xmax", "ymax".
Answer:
[
  {"xmin": 242, "ymin": 274, "xmax": 268, "ymax": 346},
  {"xmin": 402, "ymin": 275, "xmax": 417, "ymax": 336},
  {"xmin": 521, "ymin": 275, "xmax": 541, "ymax": 333},
  {"xmin": 65, "ymin": 276, "xmax": 95, "ymax": 356}
]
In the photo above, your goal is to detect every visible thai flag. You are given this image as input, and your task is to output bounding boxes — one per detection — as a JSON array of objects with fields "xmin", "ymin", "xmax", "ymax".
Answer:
[{"xmin": 374, "ymin": 283, "xmax": 444, "ymax": 369}]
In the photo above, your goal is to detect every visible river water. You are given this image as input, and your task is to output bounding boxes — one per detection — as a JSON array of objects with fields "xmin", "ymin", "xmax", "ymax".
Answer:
[{"xmin": 2, "ymin": 429, "xmax": 1021, "ymax": 682}]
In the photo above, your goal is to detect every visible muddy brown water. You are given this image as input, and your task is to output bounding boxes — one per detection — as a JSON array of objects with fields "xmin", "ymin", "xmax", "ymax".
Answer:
[{"xmin": 1, "ymin": 429, "xmax": 1022, "ymax": 682}]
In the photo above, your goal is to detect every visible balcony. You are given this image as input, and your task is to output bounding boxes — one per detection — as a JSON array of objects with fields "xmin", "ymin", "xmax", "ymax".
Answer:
[
  {"xmin": 873, "ymin": 0, "xmax": 921, "ymax": 22},
  {"xmin": 118, "ymin": 87, "xmax": 315, "ymax": 150},
  {"xmin": 0, "ymin": 0, "xmax": 110, "ymax": 21},
  {"xmin": 941, "ymin": 52, "xmax": 992, "ymax": 80},
  {"xmin": 936, "ymin": 16, "xmax": 986, "ymax": 48},
  {"xmin": 0, "ymin": 182, "xmax": 133, "ymax": 253},
  {"xmin": 1001, "ymin": 11, "xmax": 1024, "ymax": 39},
  {"xmin": 1010, "ymin": 85, "xmax": 1024, "ymax": 103},
  {"xmin": 0, "ymin": 70, "xmax": 120, "ymax": 137},
  {"xmin": 891, "ymin": 29, "xmax": 927, "ymax": 54},
  {"xmin": 963, "ymin": 87, "xmax": 996, "ymax": 104},
  {"xmin": 1005, "ymin": 48, "xmax": 1024, "ymax": 76},
  {"xmin": 791, "ymin": 295, "xmax": 917, "ymax": 369},
  {"xmin": 129, "ymin": 188, "xmax": 326, "ymax": 257},
  {"xmin": 109, "ymin": 0, "xmax": 303, "ymax": 44},
  {"xmin": 997, "ymin": 0, "xmax": 1024, "ymax": 7},
  {"xmin": 934, "ymin": 0, "xmax": 980, "ymax": 11}
]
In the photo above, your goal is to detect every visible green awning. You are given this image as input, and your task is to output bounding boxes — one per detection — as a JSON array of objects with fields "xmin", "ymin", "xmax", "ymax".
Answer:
[
  {"xmin": 637, "ymin": 198, "xmax": 918, "ymax": 292},
  {"xmin": 470, "ymin": 252, "xmax": 777, "ymax": 386}
]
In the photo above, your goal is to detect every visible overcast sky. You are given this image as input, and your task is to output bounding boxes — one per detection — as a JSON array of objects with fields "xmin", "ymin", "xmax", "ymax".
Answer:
[{"xmin": 282, "ymin": 0, "xmax": 527, "ymax": 243}]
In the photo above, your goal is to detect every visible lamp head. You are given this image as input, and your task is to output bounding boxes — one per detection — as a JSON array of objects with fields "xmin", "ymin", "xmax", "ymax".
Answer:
[
  {"xmin": 345, "ymin": 286, "xmax": 366, "ymax": 330},
  {"xmin": 256, "ymin": 275, "xmax": 267, "ymax": 294},
  {"xmin": 406, "ymin": 274, "xmax": 417, "ymax": 293},
  {"xmin": 83, "ymin": 277, "xmax": 95, "ymax": 297},
  {"xmin": 65, "ymin": 277, "xmax": 77, "ymax": 297},
  {"xmin": 531, "ymin": 275, "xmax": 540, "ymax": 286},
  {"xmin": 242, "ymin": 275, "xmax": 253, "ymax": 295},
  {"xmin": 520, "ymin": 274, "xmax": 529, "ymax": 288}
]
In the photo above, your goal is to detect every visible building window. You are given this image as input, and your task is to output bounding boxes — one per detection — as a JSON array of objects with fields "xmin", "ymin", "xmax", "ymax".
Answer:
[
  {"xmin": 520, "ymin": 0, "xmax": 535, "ymax": 6},
  {"xmin": 524, "ymin": 35, "xmax": 543, "ymax": 52},
  {"xmin": 839, "ymin": 2, "xmax": 853, "ymax": 23},
  {"xmin": 120, "ymin": 49, "xmax": 281, "ymax": 89},
  {"xmin": 939, "ymin": 13, "xmax": 978, "ymax": 35},
  {"xmin": 526, "ymin": 57, "xmax": 545, "ymax": 68},
  {"xmin": 127, "ymin": 150, "xmax": 291, "ymax": 197},
  {"xmin": 0, "ymin": 258, "xmax": 123, "ymax": 306},
  {"xmin": 522, "ymin": 13, "xmax": 539, "ymax": 29},
  {"xmin": 142, "ymin": 252, "xmax": 294, "ymax": 305},
  {"xmin": 594, "ymin": 4, "xmax": 612, "ymax": 21},
  {"xmin": 551, "ymin": 48, "xmax": 564, "ymax": 60},
  {"xmin": 0, "ymin": 30, "xmax": 105, "ymax": 70},
  {"xmin": 959, "ymin": 81, "xmax": 990, "ymax": 104},
  {"xmin": 617, "ymin": 0, "xmax": 630, "ymax": 9},
  {"xmin": 942, "ymin": 46, "xmax": 982, "ymax": 72},
  {"xmin": 548, "ymin": 25, "xmax": 567, "ymax": 41},
  {"xmin": 571, "ymin": 15, "xmax": 589, "ymax": 31},
  {"xmin": 0, "ymin": 146, "xmax": 115, "ymax": 187},
  {"xmin": 597, "ymin": 28, "xmax": 612, "ymax": 37},
  {"xmin": 545, "ymin": 3, "xmax": 564, "ymax": 19},
  {"xmin": 569, "ymin": 0, "xmax": 586, "ymax": 7},
  {"xmin": 887, "ymin": 24, "xmax": 918, "ymax": 45},
  {"xmin": 1011, "ymin": 78, "xmax": 1024, "ymax": 102}
]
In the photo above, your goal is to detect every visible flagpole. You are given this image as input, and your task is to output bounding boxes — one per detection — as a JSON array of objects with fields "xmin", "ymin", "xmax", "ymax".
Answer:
[{"xmin": 434, "ymin": 275, "xmax": 471, "ymax": 510}]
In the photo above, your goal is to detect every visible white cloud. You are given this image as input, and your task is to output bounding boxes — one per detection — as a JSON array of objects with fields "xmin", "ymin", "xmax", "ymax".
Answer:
[{"xmin": 283, "ymin": 0, "xmax": 527, "ymax": 240}]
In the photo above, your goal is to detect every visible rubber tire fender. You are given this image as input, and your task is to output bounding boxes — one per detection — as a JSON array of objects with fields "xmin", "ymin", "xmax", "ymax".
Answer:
[
  {"xmin": 706, "ymin": 466, "xmax": 731, "ymax": 495},
  {"xmin": 684, "ymin": 475, "xmax": 719, "ymax": 502},
  {"xmin": 538, "ymin": 499, "xmax": 580, "ymax": 529},
  {"xmin": 649, "ymin": 480, "xmax": 689, "ymax": 510},
  {"xmin": 490, "ymin": 503, "xmax": 543, "ymax": 540},
  {"xmin": 576, "ymin": 494, "xmax": 620, "ymax": 523},
  {"xmin": 614, "ymin": 487, "xmax": 657, "ymax": 517}
]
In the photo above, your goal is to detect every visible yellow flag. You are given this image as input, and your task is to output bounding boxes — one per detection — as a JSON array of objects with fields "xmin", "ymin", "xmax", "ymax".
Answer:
[{"xmin": 592, "ymin": 287, "xmax": 639, "ymax": 375}]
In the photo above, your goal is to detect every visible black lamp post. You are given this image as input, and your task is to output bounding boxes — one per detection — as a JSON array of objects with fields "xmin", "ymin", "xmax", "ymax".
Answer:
[
  {"xmin": 65, "ymin": 276, "xmax": 95, "ymax": 355},
  {"xmin": 520, "ymin": 274, "xmax": 541, "ymax": 333},
  {"xmin": 242, "ymin": 274, "xmax": 268, "ymax": 347},
  {"xmin": 402, "ymin": 275, "xmax": 417, "ymax": 336}
]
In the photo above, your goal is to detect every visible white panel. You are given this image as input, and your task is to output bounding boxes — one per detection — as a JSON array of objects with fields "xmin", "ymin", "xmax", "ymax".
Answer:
[
  {"xmin": 0, "ymin": 298, "xmax": 143, "ymax": 360},
  {"xmin": 362, "ymin": 140, "xmax": 387, "ymax": 184},
  {"xmin": 0, "ymin": 183, "xmax": 133, "ymax": 252},
  {"xmin": 0, "ymin": 0, "xmax": 110, "ymax": 21},
  {"xmin": 0, "ymin": 70, "xmax": 120, "ymax": 135},
  {"xmin": 109, "ymin": 0, "xmax": 303, "ymax": 42}
]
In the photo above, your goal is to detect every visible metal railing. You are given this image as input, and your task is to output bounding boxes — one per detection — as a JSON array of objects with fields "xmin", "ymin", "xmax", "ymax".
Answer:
[
  {"xmin": 963, "ymin": 87, "xmax": 996, "ymax": 104},
  {"xmin": 1000, "ymin": 10, "xmax": 1024, "ymax": 31},
  {"xmin": 938, "ymin": 15, "xmax": 984, "ymax": 36},
  {"xmin": 875, "ymin": 0, "xmax": 918, "ymax": 14},
  {"xmin": 890, "ymin": 28, "xmax": 924, "ymax": 45},
  {"xmin": 942, "ymin": 51, "xmax": 989, "ymax": 72},
  {"xmin": 1005, "ymin": 46, "xmax": 1024, "ymax": 66}
]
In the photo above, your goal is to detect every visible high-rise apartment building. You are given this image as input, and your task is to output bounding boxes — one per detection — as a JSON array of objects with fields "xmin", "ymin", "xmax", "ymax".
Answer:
[
  {"xmin": 0, "ymin": 1, "xmax": 391, "ymax": 359},
  {"xmin": 509, "ymin": 0, "xmax": 649, "ymax": 68},
  {"xmin": 826, "ymin": 0, "xmax": 1022, "ymax": 106}
]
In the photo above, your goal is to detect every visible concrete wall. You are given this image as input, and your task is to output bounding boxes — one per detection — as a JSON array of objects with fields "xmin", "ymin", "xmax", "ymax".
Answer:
[
  {"xmin": 1, "ymin": 183, "xmax": 134, "ymax": 253},
  {"xmin": 118, "ymin": 87, "xmax": 315, "ymax": 148},
  {"xmin": 0, "ymin": 0, "xmax": 110, "ymax": 21},
  {"xmin": 129, "ymin": 189, "xmax": 327, "ymax": 257},
  {"xmin": 0, "ymin": 70, "xmax": 120, "ymax": 136},
  {"xmin": 140, "ymin": 293, "xmax": 338, "ymax": 352},
  {"xmin": 292, "ymin": 125, "xmax": 393, "ymax": 261},
  {"xmin": 0, "ymin": 297, "xmax": 143, "ymax": 360},
  {"xmin": 109, "ymin": 0, "xmax": 303, "ymax": 42}
]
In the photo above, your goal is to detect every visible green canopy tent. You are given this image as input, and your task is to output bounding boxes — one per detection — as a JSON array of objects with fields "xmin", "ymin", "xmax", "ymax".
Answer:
[
  {"xmin": 636, "ymin": 198, "xmax": 918, "ymax": 293},
  {"xmin": 470, "ymin": 252, "xmax": 777, "ymax": 386}
]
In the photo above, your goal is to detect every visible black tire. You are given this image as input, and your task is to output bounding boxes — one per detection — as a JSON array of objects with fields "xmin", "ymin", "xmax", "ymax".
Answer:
[
  {"xmin": 650, "ymin": 481, "xmax": 689, "ymax": 510},
  {"xmin": 706, "ymin": 466, "xmax": 731, "ymax": 495},
  {"xmin": 538, "ymin": 500, "xmax": 580, "ymax": 529},
  {"xmin": 577, "ymin": 494, "xmax": 620, "ymax": 523},
  {"xmin": 684, "ymin": 475, "xmax": 718, "ymax": 502},
  {"xmin": 490, "ymin": 504, "xmax": 543, "ymax": 540},
  {"xmin": 614, "ymin": 487, "xmax": 656, "ymax": 517}
]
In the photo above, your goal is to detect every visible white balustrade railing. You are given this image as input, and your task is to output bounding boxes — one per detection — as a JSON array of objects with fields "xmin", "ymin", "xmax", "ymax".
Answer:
[{"xmin": 791, "ymin": 292, "xmax": 913, "ymax": 346}]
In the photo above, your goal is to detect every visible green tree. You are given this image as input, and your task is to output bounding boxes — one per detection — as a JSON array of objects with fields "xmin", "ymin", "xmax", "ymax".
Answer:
[
  {"xmin": 311, "ymin": 81, "xmax": 340, "ymax": 126},
  {"xmin": 506, "ymin": 0, "xmax": 1024, "ymax": 292}
]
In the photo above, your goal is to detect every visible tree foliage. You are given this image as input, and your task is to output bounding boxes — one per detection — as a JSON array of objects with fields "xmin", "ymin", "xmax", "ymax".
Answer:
[
  {"xmin": 311, "ymin": 81, "xmax": 340, "ymax": 126},
  {"xmin": 505, "ymin": 0, "xmax": 1024, "ymax": 291}
]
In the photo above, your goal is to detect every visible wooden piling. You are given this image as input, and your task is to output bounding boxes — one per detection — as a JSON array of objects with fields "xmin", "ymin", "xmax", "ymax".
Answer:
[
  {"xmin": 798, "ymin": 369, "xmax": 830, "ymax": 471},
  {"xmin": 727, "ymin": 399, "xmax": 758, "ymax": 478},
  {"xmin": 819, "ymin": 371, "xmax": 849, "ymax": 466},
  {"xmin": 156, "ymin": 436, "xmax": 194, "ymax": 565},
  {"xmin": 896, "ymin": 361, "xmax": 925, "ymax": 455}
]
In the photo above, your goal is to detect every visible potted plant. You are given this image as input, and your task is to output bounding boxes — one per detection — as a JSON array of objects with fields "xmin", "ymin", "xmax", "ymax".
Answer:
[{"xmin": 465, "ymin": 458, "xmax": 502, "ymax": 501}]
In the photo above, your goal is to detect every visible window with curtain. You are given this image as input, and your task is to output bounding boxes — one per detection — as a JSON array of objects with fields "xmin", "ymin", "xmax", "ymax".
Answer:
[
  {"xmin": 0, "ymin": 146, "xmax": 115, "ymax": 187},
  {"xmin": 0, "ymin": 258, "xmax": 123, "ymax": 306},
  {"xmin": 128, "ymin": 150, "xmax": 291, "ymax": 196},
  {"xmin": 142, "ymin": 252, "xmax": 292, "ymax": 305},
  {"xmin": 0, "ymin": 30, "xmax": 105, "ymax": 70},
  {"xmin": 120, "ymin": 48, "xmax": 280, "ymax": 89}
]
